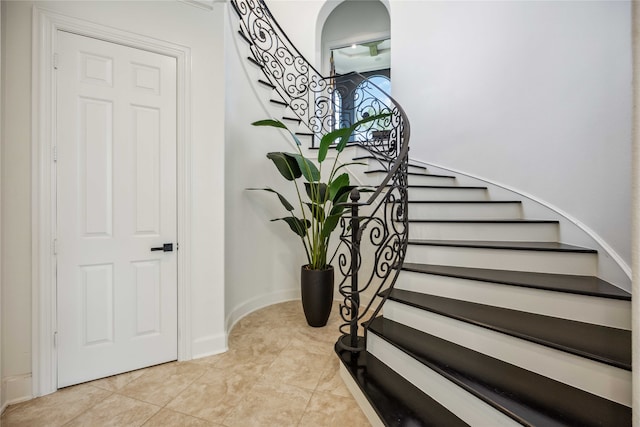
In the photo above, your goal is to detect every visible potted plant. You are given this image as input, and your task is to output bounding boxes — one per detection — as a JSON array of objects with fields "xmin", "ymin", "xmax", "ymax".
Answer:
[{"xmin": 249, "ymin": 114, "xmax": 388, "ymax": 327}]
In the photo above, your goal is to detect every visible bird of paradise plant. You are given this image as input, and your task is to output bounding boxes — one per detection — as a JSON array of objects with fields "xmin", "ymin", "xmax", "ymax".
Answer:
[{"xmin": 249, "ymin": 113, "xmax": 389, "ymax": 271}]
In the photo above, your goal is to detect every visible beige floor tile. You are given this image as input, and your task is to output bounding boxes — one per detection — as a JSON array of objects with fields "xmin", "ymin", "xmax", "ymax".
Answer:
[
  {"xmin": 227, "ymin": 324, "xmax": 291, "ymax": 353},
  {"xmin": 165, "ymin": 367, "xmax": 256, "ymax": 423},
  {"xmin": 0, "ymin": 301, "xmax": 366, "ymax": 427},
  {"xmin": 316, "ymin": 356, "xmax": 352, "ymax": 398},
  {"xmin": 222, "ymin": 381, "xmax": 312, "ymax": 427},
  {"xmin": 142, "ymin": 409, "xmax": 221, "ymax": 427},
  {"xmin": 260, "ymin": 347, "xmax": 330, "ymax": 391},
  {"xmin": 89, "ymin": 368, "xmax": 149, "ymax": 392},
  {"xmin": 298, "ymin": 391, "xmax": 371, "ymax": 427},
  {"xmin": 119, "ymin": 361, "xmax": 207, "ymax": 406},
  {"xmin": 1, "ymin": 384, "xmax": 111, "ymax": 427},
  {"xmin": 209, "ymin": 346, "xmax": 279, "ymax": 377},
  {"xmin": 64, "ymin": 394, "xmax": 160, "ymax": 427}
]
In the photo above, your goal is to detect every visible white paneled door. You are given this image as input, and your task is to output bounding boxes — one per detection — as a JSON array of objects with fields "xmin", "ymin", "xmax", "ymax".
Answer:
[{"xmin": 56, "ymin": 31, "xmax": 178, "ymax": 388}]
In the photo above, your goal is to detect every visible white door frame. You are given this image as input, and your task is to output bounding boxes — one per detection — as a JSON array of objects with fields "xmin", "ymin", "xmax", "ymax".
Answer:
[{"xmin": 31, "ymin": 7, "xmax": 192, "ymax": 397}]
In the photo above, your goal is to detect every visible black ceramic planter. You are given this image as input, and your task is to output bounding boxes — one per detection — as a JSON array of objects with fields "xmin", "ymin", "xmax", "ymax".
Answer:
[{"xmin": 300, "ymin": 265, "xmax": 334, "ymax": 327}]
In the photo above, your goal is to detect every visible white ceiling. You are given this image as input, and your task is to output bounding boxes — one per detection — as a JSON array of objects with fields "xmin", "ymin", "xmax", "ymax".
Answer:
[{"xmin": 332, "ymin": 39, "xmax": 390, "ymax": 75}]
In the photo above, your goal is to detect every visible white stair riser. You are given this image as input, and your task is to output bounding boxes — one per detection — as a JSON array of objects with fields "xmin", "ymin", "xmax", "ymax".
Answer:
[
  {"xmin": 339, "ymin": 365, "xmax": 386, "ymax": 427},
  {"xmin": 367, "ymin": 333, "xmax": 522, "ymax": 426},
  {"xmin": 362, "ymin": 172, "xmax": 456, "ymax": 186},
  {"xmin": 408, "ymin": 222, "xmax": 559, "ymax": 241},
  {"xmin": 395, "ymin": 271, "xmax": 631, "ymax": 329},
  {"xmin": 407, "ymin": 203, "xmax": 523, "ymax": 220},
  {"xmin": 382, "ymin": 301, "xmax": 632, "ymax": 406},
  {"xmin": 353, "ymin": 146, "xmax": 423, "ymax": 165},
  {"xmin": 405, "ymin": 245, "xmax": 597, "ymax": 275},
  {"xmin": 361, "ymin": 157, "xmax": 427, "ymax": 173},
  {"xmin": 408, "ymin": 188, "xmax": 488, "ymax": 201}
]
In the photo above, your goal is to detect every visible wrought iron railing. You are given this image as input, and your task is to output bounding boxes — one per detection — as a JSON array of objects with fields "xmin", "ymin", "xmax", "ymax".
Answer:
[{"xmin": 231, "ymin": 0, "xmax": 410, "ymax": 352}]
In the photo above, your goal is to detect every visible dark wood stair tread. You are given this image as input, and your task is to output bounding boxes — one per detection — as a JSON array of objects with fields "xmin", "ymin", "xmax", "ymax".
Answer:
[
  {"xmin": 353, "ymin": 155, "xmax": 427, "ymax": 169},
  {"xmin": 336, "ymin": 344, "xmax": 468, "ymax": 427},
  {"xmin": 408, "ymin": 219, "xmax": 558, "ymax": 224},
  {"xmin": 406, "ymin": 185, "xmax": 487, "ymax": 190},
  {"xmin": 401, "ymin": 263, "xmax": 630, "ymax": 300},
  {"xmin": 368, "ymin": 317, "xmax": 631, "ymax": 427},
  {"xmin": 406, "ymin": 200, "xmax": 521, "ymax": 204},
  {"xmin": 385, "ymin": 289, "xmax": 631, "ymax": 369},
  {"xmin": 408, "ymin": 240, "xmax": 597, "ymax": 253},
  {"xmin": 257, "ymin": 79, "xmax": 275, "ymax": 89},
  {"xmin": 281, "ymin": 116, "xmax": 301, "ymax": 123},
  {"xmin": 366, "ymin": 170, "xmax": 455, "ymax": 179},
  {"xmin": 269, "ymin": 99, "xmax": 288, "ymax": 106}
]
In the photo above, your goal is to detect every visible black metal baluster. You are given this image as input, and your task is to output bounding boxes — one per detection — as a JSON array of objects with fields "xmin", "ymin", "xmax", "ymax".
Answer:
[{"xmin": 350, "ymin": 189, "xmax": 361, "ymax": 350}]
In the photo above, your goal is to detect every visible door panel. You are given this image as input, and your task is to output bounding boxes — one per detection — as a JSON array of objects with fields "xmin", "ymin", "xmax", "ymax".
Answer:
[{"xmin": 56, "ymin": 31, "xmax": 178, "ymax": 388}]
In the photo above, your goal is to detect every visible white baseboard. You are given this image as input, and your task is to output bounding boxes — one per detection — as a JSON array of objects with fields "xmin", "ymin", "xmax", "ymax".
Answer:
[
  {"xmin": 2, "ymin": 374, "xmax": 33, "ymax": 412},
  {"xmin": 225, "ymin": 288, "xmax": 300, "ymax": 334},
  {"xmin": 191, "ymin": 333, "xmax": 228, "ymax": 360}
]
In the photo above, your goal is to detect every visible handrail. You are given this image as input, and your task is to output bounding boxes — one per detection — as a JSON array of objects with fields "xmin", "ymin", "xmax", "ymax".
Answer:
[{"xmin": 231, "ymin": 0, "xmax": 410, "ymax": 352}]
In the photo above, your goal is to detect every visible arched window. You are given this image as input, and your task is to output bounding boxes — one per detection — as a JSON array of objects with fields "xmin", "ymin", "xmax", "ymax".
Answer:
[
  {"xmin": 354, "ymin": 75, "xmax": 392, "ymax": 141},
  {"xmin": 332, "ymin": 90, "xmax": 342, "ymax": 131}
]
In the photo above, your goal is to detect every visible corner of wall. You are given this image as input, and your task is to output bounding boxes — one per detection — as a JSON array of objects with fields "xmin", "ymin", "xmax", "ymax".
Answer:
[
  {"xmin": 1, "ymin": 374, "xmax": 32, "ymax": 413},
  {"xmin": 225, "ymin": 288, "xmax": 300, "ymax": 336}
]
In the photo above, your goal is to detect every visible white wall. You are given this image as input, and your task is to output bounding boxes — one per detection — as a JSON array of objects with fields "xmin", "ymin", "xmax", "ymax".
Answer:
[
  {"xmin": 262, "ymin": 0, "xmax": 632, "ymax": 275},
  {"xmin": 1, "ymin": 0, "xmax": 225, "ymax": 402},
  {"xmin": 0, "ymin": 0, "xmax": 3, "ymax": 413},
  {"xmin": 631, "ymin": 1, "xmax": 639, "ymax": 422},
  {"xmin": 391, "ymin": 0, "xmax": 632, "ymax": 270},
  {"xmin": 224, "ymin": 3, "xmax": 313, "ymax": 328}
]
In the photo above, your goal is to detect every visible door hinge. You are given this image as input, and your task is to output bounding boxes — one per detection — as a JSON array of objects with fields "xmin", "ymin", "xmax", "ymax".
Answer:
[
  {"xmin": 53, "ymin": 332, "xmax": 58, "ymax": 348},
  {"xmin": 53, "ymin": 53, "xmax": 59, "ymax": 70},
  {"xmin": 53, "ymin": 146, "xmax": 57, "ymax": 162},
  {"xmin": 53, "ymin": 238, "xmax": 58, "ymax": 255}
]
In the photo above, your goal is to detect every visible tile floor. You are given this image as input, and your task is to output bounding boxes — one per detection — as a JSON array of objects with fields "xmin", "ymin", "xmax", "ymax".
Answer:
[{"xmin": 1, "ymin": 301, "xmax": 370, "ymax": 426}]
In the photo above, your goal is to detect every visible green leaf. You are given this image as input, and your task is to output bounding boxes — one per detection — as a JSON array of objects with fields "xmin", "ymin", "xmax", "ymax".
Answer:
[
  {"xmin": 304, "ymin": 182, "xmax": 328, "ymax": 203},
  {"xmin": 334, "ymin": 162, "xmax": 366, "ymax": 174},
  {"xmin": 329, "ymin": 173, "xmax": 350, "ymax": 202},
  {"xmin": 252, "ymin": 119, "xmax": 288, "ymax": 129},
  {"xmin": 247, "ymin": 187, "xmax": 294, "ymax": 211},
  {"xmin": 271, "ymin": 216, "xmax": 310, "ymax": 237},
  {"xmin": 289, "ymin": 153, "xmax": 320, "ymax": 182},
  {"xmin": 332, "ymin": 184, "xmax": 356, "ymax": 204},
  {"xmin": 266, "ymin": 152, "xmax": 301, "ymax": 181},
  {"xmin": 321, "ymin": 214, "xmax": 341, "ymax": 239},
  {"xmin": 252, "ymin": 119, "xmax": 302, "ymax": 146},
  {"xmin": 318, "ymin": 128, "xmax": 351, "ymax": 162},
  {"xmin": 305, "ymin": 203, "xmax": 325, "ymax": 222}
]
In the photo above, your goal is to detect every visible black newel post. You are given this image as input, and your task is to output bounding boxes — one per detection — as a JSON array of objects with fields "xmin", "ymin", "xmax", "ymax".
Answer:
[{"xmin": 350, "ymin": 188, "xmax": 361, "ymax": 350}]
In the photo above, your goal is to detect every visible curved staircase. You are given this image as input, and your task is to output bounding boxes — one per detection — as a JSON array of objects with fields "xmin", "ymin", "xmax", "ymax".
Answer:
[
  {"xmin": 339, "ymin": 152, "xmax": 632, "ymax": 426},
  {"xmin": 229, "ymin": 1, "xmax": 632, "ymax": 425}
]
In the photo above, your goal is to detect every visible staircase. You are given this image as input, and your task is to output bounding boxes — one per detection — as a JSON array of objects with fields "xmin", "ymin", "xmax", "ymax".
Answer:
[
  {"xmin": 338, "ymin": 149, "xmax": 632, "ymax": 426},
  {"xmin": 229, "ymin": 1, "xmax": 632, "ymax": 425}
]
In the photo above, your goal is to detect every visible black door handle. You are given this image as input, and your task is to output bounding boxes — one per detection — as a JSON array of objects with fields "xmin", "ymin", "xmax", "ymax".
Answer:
[{"xmin": 151, "ymin": 243, "xmax": 173, "ymax": 252}]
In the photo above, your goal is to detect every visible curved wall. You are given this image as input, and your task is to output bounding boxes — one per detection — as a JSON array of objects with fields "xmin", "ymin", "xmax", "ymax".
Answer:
[
  {"xmin": 390, "ymin": 0, "xmax": 632, "ymax": 271},
  {"xmin": 264, "ymin": 0, "xmax": 632, "ymax": 273}
]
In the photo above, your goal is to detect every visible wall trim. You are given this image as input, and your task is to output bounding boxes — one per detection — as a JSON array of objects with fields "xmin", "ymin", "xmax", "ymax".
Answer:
[
  {"xmin": 1, "ymin": 375, "xmax": 33, "ymax": 413},
  {"xmin": 191, "ymin": 334, "xmax": 228, "ymax": 359},
  {"xmin": 225, "ymin": 289, "xmax": 300, "ymax": 335},
  {"xmin": 31, "ymin": 7, "xmax": 193, "ymax": 397}
]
